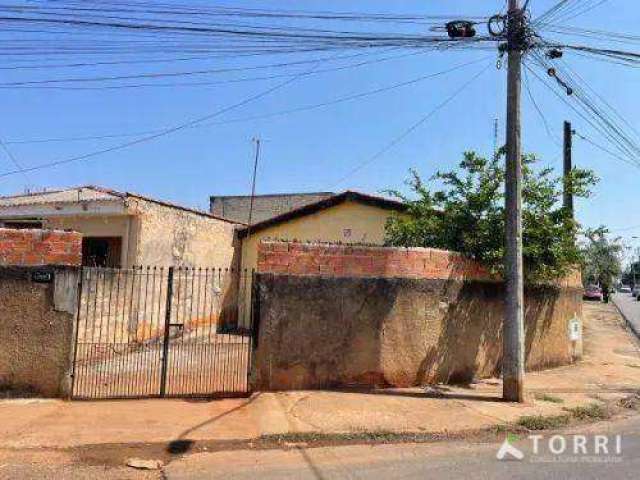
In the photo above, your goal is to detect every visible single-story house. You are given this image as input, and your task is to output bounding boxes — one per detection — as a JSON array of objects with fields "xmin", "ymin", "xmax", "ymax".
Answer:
[
  {"xmin": 0, "ymin": 186, "xmax": 240, "ymax": 268},
  {"xmin": 235, "ymin": 190, "xmax": 408, "ymax": 272}
]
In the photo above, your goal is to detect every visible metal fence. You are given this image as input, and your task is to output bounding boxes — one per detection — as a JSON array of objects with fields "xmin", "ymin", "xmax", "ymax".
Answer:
[{"xmin": 71, "ymin": 266, "xmax": 254, "ymax": 399}]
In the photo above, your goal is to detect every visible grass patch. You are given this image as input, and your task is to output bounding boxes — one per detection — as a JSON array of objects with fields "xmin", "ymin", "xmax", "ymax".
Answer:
[
  {"xmin": 261, "ymin": 431, "xmax": 414, "ymax": 445},
  {"xmin": 534, "ymin": 393, "xmax": 565, "ymax": 404},
  {"xmin": 516, "ymin": 414, "xmax": 571, "ymax": 431},
  {"xmin": 259, "ymin": 429, "xmax": 464, "ymax": 446},
  {"xmin": 565, "ymin": 403, "xmax": 611, "ymax": 420}
]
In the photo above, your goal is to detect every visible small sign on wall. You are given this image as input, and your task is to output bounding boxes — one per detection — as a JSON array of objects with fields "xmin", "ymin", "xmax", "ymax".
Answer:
[
  {"xmin": 31, "ymin": 270, "xmax": 54, "ymax": 284},
  {"xmin": 568, "ymin": 317, "xmax": 581, "ymax": 341}
]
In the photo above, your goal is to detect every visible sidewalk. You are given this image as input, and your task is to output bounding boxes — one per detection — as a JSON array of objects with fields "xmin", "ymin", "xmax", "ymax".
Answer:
[{"xmin": 1, "ymin": 302, "xmax": 639, "ymax": 451}]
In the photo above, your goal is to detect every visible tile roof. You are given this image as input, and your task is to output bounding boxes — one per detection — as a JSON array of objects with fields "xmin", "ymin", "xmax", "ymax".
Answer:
[
  {"xmin": 0, "ymin": 186, "xmax": 121, "ymax": 206},
  {"xmin": 0, "ymin": 185, "xmax": 239, "ymax": 224}
]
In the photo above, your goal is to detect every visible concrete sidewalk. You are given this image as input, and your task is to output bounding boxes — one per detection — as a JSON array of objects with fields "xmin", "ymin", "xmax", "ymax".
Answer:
[{"xmin": 2, "ymin": 302, "xmax": 639, "ymax": 450}]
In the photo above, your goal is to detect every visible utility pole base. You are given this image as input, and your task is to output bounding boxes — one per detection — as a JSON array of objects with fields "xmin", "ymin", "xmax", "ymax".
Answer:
[{"xmin": 503, "ymin": 377, "xmax": 525, "ymax": 402}]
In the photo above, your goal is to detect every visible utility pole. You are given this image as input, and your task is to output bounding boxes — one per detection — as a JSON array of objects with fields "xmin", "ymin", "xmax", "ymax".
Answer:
[
  {"xmin": 563, "ymin": 120, "xmax": 574, "ymax": 217},
  {"xmin": 493, "ymin": 118, "xmax": 499, "ymax": 158},
  {"xmin": 503, "ymin": 0, "xmax": 525, "ymax": 403},
  {"xmin": 246, "ymin": 137, "xmax": 261, "ymax": 235}
]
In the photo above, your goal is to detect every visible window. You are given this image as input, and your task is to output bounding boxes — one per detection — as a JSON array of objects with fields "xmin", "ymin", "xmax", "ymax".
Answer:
[
  {"xmin": 82, "ymin": 237, "xmax": 122, "ymax": 268},
  {"xmin": 2, "ymin": 220, "xmax": 43, "ymax": 229}
]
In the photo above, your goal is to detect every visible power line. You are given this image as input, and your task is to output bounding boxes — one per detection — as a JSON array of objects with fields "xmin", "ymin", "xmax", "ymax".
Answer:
[
  {"xmin": 0, "ymin": 135, "xmax": 30, "ymax": 184},
  {"xmin": 522, "ymin": 66, "xmax": 561, "ymax": 146},
  {"xmin": 575, "ymin": 131, "xmax": 640, "ymax": 171},
  {"xmin": 328, "ymin": 62, "xmax": 492, "ymax": 188},
  {"xmin": 0, "ymin": 56, "xmax": 325, "ymax": 178},
  {"xmin": 5, "ymin": 55, "xmax": 490, "ymax": 145}
]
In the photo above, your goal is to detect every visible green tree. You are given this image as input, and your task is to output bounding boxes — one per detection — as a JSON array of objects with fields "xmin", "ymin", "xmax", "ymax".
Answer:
[
  {"xmin": 385, "ymin": 150, "xmax": 598, "ymax": 281},
  {"xmin": 581, "ymin": 227, "xmax": 624, "ymax": 289}
]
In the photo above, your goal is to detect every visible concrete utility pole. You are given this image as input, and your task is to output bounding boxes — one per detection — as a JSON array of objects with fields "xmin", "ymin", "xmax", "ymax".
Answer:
[
  {"xmin": 563, "ymin": 120, "xmax": 574, "ymax": 216},
  {"xmin": 503, "ymin": 0, "xmax": 525, "ymax": 403}
]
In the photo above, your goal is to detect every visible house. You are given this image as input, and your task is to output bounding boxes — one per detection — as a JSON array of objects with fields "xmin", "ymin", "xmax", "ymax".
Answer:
[
  {"xmin": 236, "ymin": 191, "xmax": 408, "ymax": 272},
  {"xmin": 0, "ymin": 186, "xmax": 240, "ymax": 268},
  {"xmin": 210, "ymin": 192, "xmax": 335, "ymax": 224}
]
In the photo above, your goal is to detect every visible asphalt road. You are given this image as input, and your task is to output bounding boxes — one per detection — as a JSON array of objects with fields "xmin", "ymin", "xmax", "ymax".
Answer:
[
  {"xmin": 3, "ymin": 416, "xmax": 640, "ymax": 479},
  {"xmin": 613, "ymin": 293, "xmax": 640, "ymax": 336},
  {"xmin": 164, "ymin": 417, "xmax": 640, "ymax": 480}
]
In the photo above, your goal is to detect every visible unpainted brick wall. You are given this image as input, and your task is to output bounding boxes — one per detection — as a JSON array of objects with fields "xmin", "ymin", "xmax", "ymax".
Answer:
[
  {"xmin": 257, "ymin": 240, "xmax": 493, "ymax": 281},
  {"xmin": 0, "ymin": 228, "xmax": 82, "ymax": 267},
  {"xmin": 257, "ymin": 240, "xmax": 582, "ymax": 287}
]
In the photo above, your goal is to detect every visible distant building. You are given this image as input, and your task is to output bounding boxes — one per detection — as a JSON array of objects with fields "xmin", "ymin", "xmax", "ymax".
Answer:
[
  {"xmin": 209, "ymin": 192, "xmax": 334, "ymax": 225},
  {"xmin": 0, "ymin": 186, "xmax": 239, "ymax": 268}
]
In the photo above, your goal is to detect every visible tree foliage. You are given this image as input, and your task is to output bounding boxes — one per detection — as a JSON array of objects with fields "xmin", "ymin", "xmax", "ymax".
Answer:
[
  {"xmin": 581, "ymin": 227, "xmax": 624, "ymax": 288},
  {"xmin": 385, "ymin": 150, "xmax": 598, "ymax": 281}
]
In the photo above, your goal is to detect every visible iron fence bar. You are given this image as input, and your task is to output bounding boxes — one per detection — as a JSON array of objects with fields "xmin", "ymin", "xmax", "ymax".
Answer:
[
  {"xmin": 246, "ymin": 269, "xmax": 256, "ymax": 393},
  {"xmin": 159, "ymin": 266, "xmax": 174, "ymax": 397},
  {"xmin": 132, "ymin": 267, "xmax": 145, "ymax": 397},
  {"xmin": 115, "ymin": 269, "xmax": 127, "ymax": 397},
  {"xmin": 81, "ymin": 269, "xmax": 91, "ymax": 395},
  {"xmin": 70, "ymin": 267, "xmax": 85, "ymax": 398},
  {"xmin": 194, "ymin": 268, "xmax": 204, "ymax": 394},
  {"xmin": 153, "ymin": 267, "xmax": 165, "ymax": 396},
  {"xmin": 196, "ymin": 268, "xmax": 209, "ymax": 393},
  {"xmin": 186, "ymin": 268, "xmax": 197, "ymax": 394},
  {"xmin": 138, "ymin": 266, "xmax": 151, "ymax": 397}
]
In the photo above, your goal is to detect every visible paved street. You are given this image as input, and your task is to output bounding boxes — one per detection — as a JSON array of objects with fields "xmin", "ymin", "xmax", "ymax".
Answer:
[
  {"xmin": 613, "ymin": 293, "xmax": 640, "ymax": 336},
  {"xmin": 164, "ymin": 416, "xmax": 640, "ymax": 479},
  {"xmin": 2, "ymin": 415, "xmax": 640, "ymax": 479}
]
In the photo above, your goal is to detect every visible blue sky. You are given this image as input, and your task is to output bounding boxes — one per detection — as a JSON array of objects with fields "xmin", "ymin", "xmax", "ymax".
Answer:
[{"xmin": 0, "ymin": 1, "xmax": 638, "ymax": 251}]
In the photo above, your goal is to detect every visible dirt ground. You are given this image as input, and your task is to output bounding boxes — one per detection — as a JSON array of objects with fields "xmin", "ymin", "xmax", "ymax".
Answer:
[{"xmin": 1, "ymin": 301, "xmax": 639, "ymax": 478}]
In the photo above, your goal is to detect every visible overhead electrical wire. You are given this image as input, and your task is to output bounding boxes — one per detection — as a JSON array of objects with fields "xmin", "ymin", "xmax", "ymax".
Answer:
[
  {"xmin": 0, "ymin": 54, "xmax": 328, "ymax": 178},
  {"xmin": 0, "ymin": 0, "xmax": 636, "ymax": 184},
  {"xmin": 524, "ymin": 52, "xmax": 640, "ymax": 171},
  {"xmin": 0, "ymin": 48, "xmax": 425, "ymax": 88},
  {"xmin": 4, "ymin": 55, "xmax": 491, "ymax": 145},
  {"xmin": 522, "ymin": 66, "xmax": 561, "ymax": 147},
  {"xmin": 328, "ymin": 62, "xmax": 492, "ymax": 188}
]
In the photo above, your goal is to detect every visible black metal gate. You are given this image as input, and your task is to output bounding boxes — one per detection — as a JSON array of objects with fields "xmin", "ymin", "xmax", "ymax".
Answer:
[{"xmin": 71, "ymin": 266, "xmax": 254, "ymax": 399}]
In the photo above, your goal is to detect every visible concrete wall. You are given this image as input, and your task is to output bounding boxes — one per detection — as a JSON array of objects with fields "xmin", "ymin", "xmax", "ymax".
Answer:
[
  {"xmin": 128, "ymin": 198, "xmax": 239, "ymax": 269},
  {"xmin": 252, "ymin": 241, "xmax": 583, "ymax": 390},
  {"xmin": 0, "ymin": 228, "xmax": 82, "ymax": 397},
  {"xmin": 0, "ymin": 267, "xmax": 79, "ymax": 397}
]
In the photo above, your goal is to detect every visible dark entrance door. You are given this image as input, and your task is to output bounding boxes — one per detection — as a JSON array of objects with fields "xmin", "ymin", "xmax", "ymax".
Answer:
[{"xmin": 82, "ymin": 237, "xmax": 122, "ymax": 268}]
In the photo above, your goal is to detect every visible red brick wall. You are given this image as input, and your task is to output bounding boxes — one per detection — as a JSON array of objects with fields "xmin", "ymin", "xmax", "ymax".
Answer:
[
  {"xmin": 0, "ymin": 228, "xmax": 82, "ymax": 267},
  {"xmin": 257, "ymin": 240, "xmax": 494, "ymax": 281}
]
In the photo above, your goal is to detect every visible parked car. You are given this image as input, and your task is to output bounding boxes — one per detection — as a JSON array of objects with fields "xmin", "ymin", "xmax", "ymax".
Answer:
[
  {"xmin": 584, "ymin": 285, "xmax": 603, "ymax": 301},
  {"xmin": 633, "ymin": 286, "xmax": 640, "ymax": 298},
  {"xmin": 619, "ymin": 285, "xmax": 632, "ymax": 294}
]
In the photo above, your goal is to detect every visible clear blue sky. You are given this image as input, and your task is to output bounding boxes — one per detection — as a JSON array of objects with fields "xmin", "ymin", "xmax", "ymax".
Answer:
[{"xmin": 0, "ymin": 1, "xmax": 638, "ymax": 250}]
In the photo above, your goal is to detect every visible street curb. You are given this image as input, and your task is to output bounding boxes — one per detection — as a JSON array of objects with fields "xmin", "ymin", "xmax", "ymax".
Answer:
[{"xmin": 612, "ymin": 297, "xmax": 640, "ymax": 341}]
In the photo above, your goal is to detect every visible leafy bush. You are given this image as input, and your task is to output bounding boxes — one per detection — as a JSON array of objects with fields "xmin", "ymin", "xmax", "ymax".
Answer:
[{"xmin": 385, "ymin": 150, "xmax": 598, "ymax": 281}]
